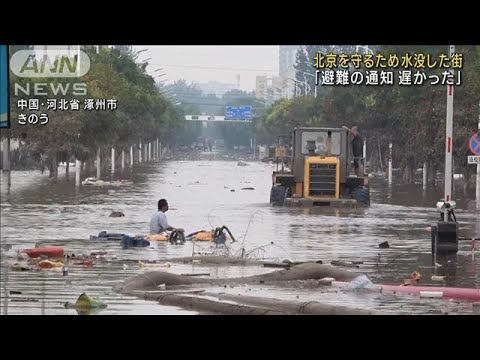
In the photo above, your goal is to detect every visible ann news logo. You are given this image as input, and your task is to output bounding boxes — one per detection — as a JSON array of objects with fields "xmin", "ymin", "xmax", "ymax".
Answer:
[{"xmin": 10, "ymin": 49, "xmax": 90, "ymax": 78}]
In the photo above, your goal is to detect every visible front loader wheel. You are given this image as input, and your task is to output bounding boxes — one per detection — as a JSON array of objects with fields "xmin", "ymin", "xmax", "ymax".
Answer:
[
  {"xmin": 270, "ymin": 185, "xmax": 287, "ymax": 206},
  {"xmin": 351, "ymin": 186, "xmax": 370, "ymax": 207}
]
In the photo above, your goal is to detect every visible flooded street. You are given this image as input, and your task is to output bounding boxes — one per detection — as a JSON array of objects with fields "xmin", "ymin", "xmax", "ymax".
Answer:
[{"xmin": 1, "ymin": 159, "xmax": 479, "ymax": 315}]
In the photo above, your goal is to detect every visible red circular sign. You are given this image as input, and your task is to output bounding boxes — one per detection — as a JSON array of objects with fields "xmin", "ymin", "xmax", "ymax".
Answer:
[{"xmin": 469, "ymin": 134, "xmax": 480, "ymax": 155}]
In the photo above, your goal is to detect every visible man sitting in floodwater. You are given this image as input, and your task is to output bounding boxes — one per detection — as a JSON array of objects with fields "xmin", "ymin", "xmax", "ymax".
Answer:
[{"xmin": 150, "ymin": 199, "xmax": 184, "ymax": 234}]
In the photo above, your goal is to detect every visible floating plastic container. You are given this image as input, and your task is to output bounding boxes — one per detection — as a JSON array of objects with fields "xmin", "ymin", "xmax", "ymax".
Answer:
[
  {"xmin": 348, "ymin": 275, "xmax": 374, "ymax": 289},
  {"xmin": 22, "ymin": 246, "xmax": 64, "ymax": 258},
  {"xmin": 420, "ymin": 291, "xmax": 443, "ymax": 298},
  {"xmin": 318, "ymin": 277, "xmax": 335, "ymax": 286}
]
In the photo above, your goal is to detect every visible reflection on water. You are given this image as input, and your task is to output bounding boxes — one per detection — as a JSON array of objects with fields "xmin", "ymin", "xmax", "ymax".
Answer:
[{"xmin": 1, "ymin": 161, "xmax": 478, "ymax": 314}]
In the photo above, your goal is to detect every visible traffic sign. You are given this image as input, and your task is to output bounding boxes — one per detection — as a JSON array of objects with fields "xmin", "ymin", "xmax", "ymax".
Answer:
[
  {"xmin": 468, "ymin": 133, "xmax": 480, "ymax": 155},
  {"xmin": 468, "ymin": 155, "xmax": 480, "ymax": 164},
  {"xmin": 225, "ymin": 106, "xmax": 252, "ymax": 120},
  {"xmin": 225, "ymin": 106, "xmax": 236, "ymax": 119}
]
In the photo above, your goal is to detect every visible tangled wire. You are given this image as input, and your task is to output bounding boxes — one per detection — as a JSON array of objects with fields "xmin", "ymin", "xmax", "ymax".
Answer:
[{"xmin": 189, "ymin": 209, "xmax": 291, "ymax": 261}]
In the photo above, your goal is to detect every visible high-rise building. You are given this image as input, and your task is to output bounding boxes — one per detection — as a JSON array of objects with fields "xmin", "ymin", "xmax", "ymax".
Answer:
[
  {"xmin": 255, "ymin": 75, "xmax": 284, "ymax": 104},
  {"xmin": 196, "ymin": 81, "xmax": 237, "ymax": 98},
  {"xmin": 279, "ymin": 45, "xmax": 301, "ymax": 98},
  {"xmin": 279, "ymin": 45, "xmax": 300, "ymax": 79}
]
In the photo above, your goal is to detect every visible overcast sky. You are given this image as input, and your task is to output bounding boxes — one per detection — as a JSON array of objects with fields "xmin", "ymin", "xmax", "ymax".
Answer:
[{"xmin": 134, "ymin": 46, "xmax": 279, "ymax": 91}]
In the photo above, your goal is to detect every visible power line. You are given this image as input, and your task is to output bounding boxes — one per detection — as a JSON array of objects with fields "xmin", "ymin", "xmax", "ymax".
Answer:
[
  {"xmin": 162, "ymin": 95, "xmax": 256, "ymax": 100},
  {"xmin": 180, "ymin": 102, "xmax": 267, "ymax": 109},
  {"xmin": 147, "ymin": 63, "xmax": 278, "ymax": 73}
]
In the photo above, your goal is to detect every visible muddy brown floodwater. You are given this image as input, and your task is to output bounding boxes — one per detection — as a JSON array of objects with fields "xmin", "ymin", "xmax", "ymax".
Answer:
[{"xmin": 1, "ymin": 159, "xmax": 479, "ymax": 314}]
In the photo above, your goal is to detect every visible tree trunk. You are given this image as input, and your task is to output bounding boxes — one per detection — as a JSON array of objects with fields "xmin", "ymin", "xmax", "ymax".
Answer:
[
  {"xmin": 96, "ymin": 149, "xmax": 101, "ymax": 179},
  {"xmin": 49, "ymin": 154, "xmax": 58, "ymax": 182},
  {"xmin": 65, "ymin": 160, "xmax": 69, "ymax": 181},
  {"xmin": 101, "ymin": 152, "xmax": 109, "ymax": 177},
  {"xmin": 2, "ymin": 136, "xmax": 11, "ymax": 171},
  {"xmin": 402, "ymin": 164, "xmax": 414, "ymax": 184},
  {"xmin": 463, "ymin": 176, "xmax": 470, "ymax": 197},
  {"xmin": 84, "ymin": 159, "xmax": 90, "ymax": 175},
  {"xmin": 433, "ymin": 164, "xmax": 439, "ymax": 187},
  {"xmin": 428, "ymin": 162, "xmax": 438, "ymax": 187},
  {"xmin": 85, "ymin": 158, "xmax": 93, "ymax": 175}
]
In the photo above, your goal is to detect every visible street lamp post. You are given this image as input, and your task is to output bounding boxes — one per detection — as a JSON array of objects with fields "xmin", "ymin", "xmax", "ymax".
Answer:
[
  {"xmin": 303, "ymin": 61, "xmax": 323, "ymax": 98},
  {"xmin": 288, "ymin": 78, "xmax": 308, "ymax": 97},
  {"xmin": 298, "ymin": 70, "xmax": 317, "ymax": 98},
  {"xmin": 287, "ymin": 68, "xmax": 317, "ymax": 98}
]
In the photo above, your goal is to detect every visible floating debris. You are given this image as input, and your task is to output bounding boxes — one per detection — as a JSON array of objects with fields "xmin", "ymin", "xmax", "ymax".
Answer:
[
  {"xmin": 22, "ymin": 246, "xmax": 64, "ymax": 259},
  {"xmin": 11, "ymin": 298, "xmax": 39, "ymax": 303},
  {"xmin": 402, "ymin": 271, "xmax": 421, "ymax": 286},
  {"xmin": 420, "ymin": 291, "xmax": 443, "ymax": 299},
  {"xmin": 181, "ymin": 273, "xmax": 210, "ymax": 277},
  {"xmin": 109, "ymin": 211, "xmax": 125, "ymax": 217},
  {"xmin": 38, "ymin": 260, "xmax": 64, "ymax": 269},
  {"xmin": 378, "ymin": 241, "xmax": 390, "ymax": 249},
  {"xmin": 318, "ymin": 278, "xmax": 335, "ymax": 286},
  {"xmin": 82, "ymin": 178, "xmax": 133, "ymax": 187},
  {"xmin": 8, "ymin": 262, "xmax": 34, "ymax": 271},
  {"xmin": 64, "ymin": 293, "xmax": 108, "ymax": 314}
]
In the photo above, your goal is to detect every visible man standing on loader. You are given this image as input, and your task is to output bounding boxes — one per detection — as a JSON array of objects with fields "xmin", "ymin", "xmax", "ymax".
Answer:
[{"xmin": 344, "ymin": 126, "xmax": 363, "ymax": 176}]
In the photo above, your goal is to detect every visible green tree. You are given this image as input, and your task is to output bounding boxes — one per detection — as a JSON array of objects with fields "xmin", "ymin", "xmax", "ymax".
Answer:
[{"xmin": 3, "ymin": 46, "xmax": 184, "ymax": 178}]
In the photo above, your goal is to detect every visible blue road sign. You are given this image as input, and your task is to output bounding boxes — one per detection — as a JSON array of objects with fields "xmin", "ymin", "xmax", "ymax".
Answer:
[
  {"xmin": 225, "ymin": 106, "xmax": 252, "ymax": 121},
  {"xmin": 225, "ymin": 106, "xmax": 236, "ymax": 119},
  {"xmin": 0, "ymin": 45, "xmax": 9, "ymax": 128},
  {"xmin": 469, "ymin": 134, "xmax": 480, "ymax": 155}
]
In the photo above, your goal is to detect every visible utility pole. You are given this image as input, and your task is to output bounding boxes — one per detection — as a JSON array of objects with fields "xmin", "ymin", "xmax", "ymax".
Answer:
[
  {"xmin": 431, "ymin": 45, "xmax": 458, "ymax": 259},
  {"xmin": 477, "ymin": 101, "xmax": 480, "ymax": 209},
  {"xmin": 444, "ymin": 45, "xmax": 455, "ymax": 208}
]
